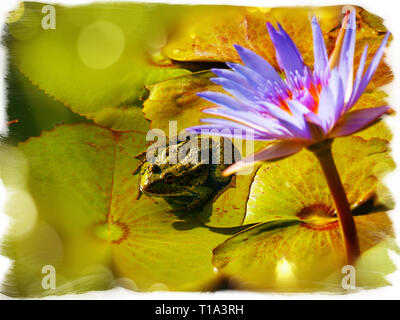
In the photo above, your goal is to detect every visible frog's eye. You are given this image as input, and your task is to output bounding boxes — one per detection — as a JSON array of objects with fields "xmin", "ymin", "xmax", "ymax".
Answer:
[
  {"xmin": 151, "ymin": 164, "xmax": 161, "ymax": 174},
  {"xmin": 163, "ymin": 173, "xmax": 175, "ymax": 184}
]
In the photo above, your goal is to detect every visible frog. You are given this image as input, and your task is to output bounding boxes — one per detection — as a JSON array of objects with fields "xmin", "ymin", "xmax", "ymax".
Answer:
[{"xmin": 133, "ymin": 136, "xmax": 238, "ymax": 212}]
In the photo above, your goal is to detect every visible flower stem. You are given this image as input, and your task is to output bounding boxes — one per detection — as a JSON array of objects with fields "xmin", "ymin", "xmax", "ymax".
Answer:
[{"xmin": 308, "ymin": 139, "xmax": 360, "ymax": 265}]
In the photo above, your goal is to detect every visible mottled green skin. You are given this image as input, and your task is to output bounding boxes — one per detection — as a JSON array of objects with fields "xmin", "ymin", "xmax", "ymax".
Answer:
[{"xmin": 136, "ymin": 137, "xmax": 235, "ymax": 211}]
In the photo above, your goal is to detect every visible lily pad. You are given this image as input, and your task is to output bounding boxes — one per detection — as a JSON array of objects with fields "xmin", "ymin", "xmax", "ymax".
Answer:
[
  {"xmin": 351, "ymin": 90, "xmax": 392, "ymax": 141},
  {"xmin": 213, "ymin": 212, "xmax": 394, "ymax": 290},
  {"xmin": 5, "ymin": 65, "xmax": 91, "ymax": 143},
  {"xmin": 164, "ymin": 6, "xmax": 342, "ymax": 65},
  {"xmin": 196, "ymin": 173, "xmax": 257, "ymax": 228},
  {"xmin": 245, "ymin": 136, "xmax": 394, "ymax": 225},
  {"xmin": 7, "ymin": 2, "xmax": 191, "ymax": 131},
  {"xmin": 212, "ymin": 135, "xmax": 396, "ymax": 290},
  {"xmin": 143, "ymin": 71, "xmax": 219, "ymax": 133},
  {"xmin": 163, "ymin": 6, "xmax": 392, "ymax": 90},
  {"xmin": 1, "ymin": 124, "xmax": 237, "ymax": 296}
]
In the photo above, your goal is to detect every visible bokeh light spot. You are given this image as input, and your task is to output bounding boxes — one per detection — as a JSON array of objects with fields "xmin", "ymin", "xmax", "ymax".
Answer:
[{"xmin": 77, "ymin": 21, "xmax": 125, "ymax": 70}]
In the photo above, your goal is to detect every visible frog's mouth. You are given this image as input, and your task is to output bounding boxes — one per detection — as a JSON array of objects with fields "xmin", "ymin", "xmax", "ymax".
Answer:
[
  {"xmin": 140, "ymin": 179, "xmax": 188, "ymax": 197},
  {"xmin": 142, "ymin": 188, "xmax": 189, "ymax": 197}
]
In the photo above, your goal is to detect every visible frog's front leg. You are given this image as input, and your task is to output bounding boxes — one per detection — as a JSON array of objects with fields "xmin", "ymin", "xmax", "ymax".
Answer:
[
  {"xmin": 167, "ymin": 186, "xmax": 213, "ymax": 213},
  {"xmin": 186, "ymin": 186, "xmax": 214, "ymax": 211}
]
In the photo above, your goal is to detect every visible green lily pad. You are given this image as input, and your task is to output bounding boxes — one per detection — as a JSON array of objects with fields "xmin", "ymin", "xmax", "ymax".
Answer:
[
  {"xmin": 245, "ymin": 136, "xmax": 394, "ymax": 225},
  {"xmin": 1, "ymin": 124, "xmax": 237, "ymax": 296},
  {"xmin": 7, "ymin": 2, "xmax": 191, "ymax": 131},
  {"xmin": 5, "ymin": 65, "xmax": 91, "ymax": 143},
  {"xmin": 213, "ymin": 212, "xmax": 394, "ymax": 290}
]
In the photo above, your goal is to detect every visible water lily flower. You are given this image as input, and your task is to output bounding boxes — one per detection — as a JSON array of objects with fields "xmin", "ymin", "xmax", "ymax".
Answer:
[
  {"xmin": 186, "ymin": 10, "xmax": 393, "ymax": 264},
  {"xmin": 187, "ymin": 11, "xmax": 391, "ymax": 175}
]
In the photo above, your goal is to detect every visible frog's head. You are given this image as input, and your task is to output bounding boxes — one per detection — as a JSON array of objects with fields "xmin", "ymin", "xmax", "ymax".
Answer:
[
  {"xmin": 136, "ymin": 136, "xmax": 235, "ymax": 201},
  {"xmin": 139, "ymin": 160, "xmax": 208, "ymax": 197}
]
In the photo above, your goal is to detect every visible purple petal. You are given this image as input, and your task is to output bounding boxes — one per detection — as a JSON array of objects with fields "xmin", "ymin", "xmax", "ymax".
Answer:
[
  {"xmin": 311, "ymin": 16, "xmax": 329, "ymax": 84},
  {"xmin": 329, "ymin": 70, "xmax": 346, "ymax": 124},
  {"xmin": 287, "ymin": 100, "xmax": 312, "ymax": 139},
  {"xmin": 226, "ymin": 62, "xmax": 265, "ymax": 89},
  {"xmin": 338, "ymin": 10, "xmax": 356, "ymax": 101},
  {"xmin": 209, "ymin": 77, "xmax": 257, "ymax": 105},
  {"xmin": 287, "ymin": 99, "xmax": 312, "ymax": 115},
  {"xmin": 223, "ymin": 140, "xmax": 309, "ymax": 175},
  {"xmin": 202, "ymin": 107, "xmax": 292, "ymax": 139},
  {"xmin": 233, "ymin": 44, "xmax": 284, "ymax": 83},
  {"xmin": 346, "ymin": 44, "xmax": 368, "ymax": 110},
  {"xmin": 297, "ymin": 89, "xmax": 317, "ymax": 111},
  {"xmin": 329, "ymin": 106, "xmax": 392, "ymax": 138},
  {"xmin": 211, "ymin": 68, "xmax": 251, "ymax": 88},
  {"xmin": 187, "ymin": 118, "xmax": 274, "ymax": 140},
  {"xmin": 304, "ymin": 111, "xmax": 324, "ymax": 128},
  {"xmin": 329, "ymin": 10, "xmax": 355, "ymax": 69},
  {"xmin": 267, "ymin": 22, "xmax": 305, "ymax": 76},
  {"xmin": 347, "ymin": 32, "xmax": 390, "ymax": 109},
  {"xmin": 261, "ymin": 102, "xmax": 311, "ymax": 140},
  {"xmin": 263, "ymin": 101, "xmax": 298, "ymax": 125},
  {"xmin": 317, "ymin": 70, "xmax": 345, "ymax": 133},
  {"xmin": 316, "ymin": 86, "xmax": 335, "ymax": 133}
]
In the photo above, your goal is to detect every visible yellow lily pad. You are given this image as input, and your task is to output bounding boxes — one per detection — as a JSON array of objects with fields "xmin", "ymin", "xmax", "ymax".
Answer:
[
  {"xmin": 213, "ymin": 212, "xmax": 394, "ymax": 290},
  {"xmin": 245, "ymin": 136, "xmax": 394, "ymax": 225},
  {"xmin": 196, "ymin": 172, "xmax": 257, "ymax": 228},
  {"xmin": 351, "ymin": 90, "xmax": 392, "ymax": 141},
  {"xmin": 164, "ymin": 6, "xmax": 342, "ymax": 66},
  {"xmin": 163, "ymin": 6, "xmax": 392, "ymax": 89},
  {"xmin": 143, "ymin": 71, "xmax": 219, "ymax": 133}
]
